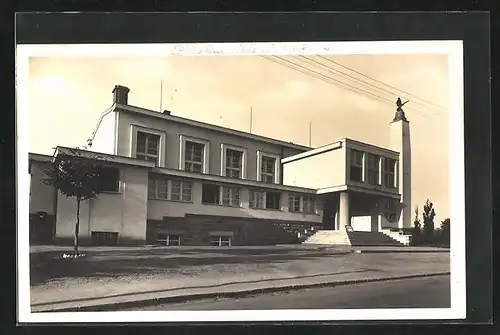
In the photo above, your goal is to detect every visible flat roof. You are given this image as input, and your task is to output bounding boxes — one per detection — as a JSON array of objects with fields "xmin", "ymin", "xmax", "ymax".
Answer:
[
  {"xmin": 30, "ymin": 147, "xmax": 156, "ymax": 168},
  {"xmin": 115, "ymin": 103, "xmax": 313, "ymax": 151},
  {"xmin": 28, "ymin": 153, "xmax": 53, "ymax": 162},
  {"xmin": 343, "ymin": 138, "xmax": 399, "ymax": 155},
  {"xmin": 281, "ymin": 141, "xmax": 343, "ymax": 164}
]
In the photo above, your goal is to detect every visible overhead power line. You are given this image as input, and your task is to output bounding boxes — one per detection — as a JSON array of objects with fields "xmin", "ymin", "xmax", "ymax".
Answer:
[
  {"xmin": 262, "ymin": 55, "xmax": 429, "ymax": 117},
  {"xmin": 316, "ymin": 55, "xmax": 445, "ymax": 111},
  {"xmin": 261, "ymin": 55, "xmax": 394, "ymax": 108},
  {"xmin": 297, "ymin": 55, "xmax": 443, "ymax": 112}
]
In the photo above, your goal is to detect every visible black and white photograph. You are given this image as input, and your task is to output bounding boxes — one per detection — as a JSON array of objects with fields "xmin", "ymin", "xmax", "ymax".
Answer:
[{"xmin": 15, "ymin": 15, "xmax": 481, "ymax": 322}]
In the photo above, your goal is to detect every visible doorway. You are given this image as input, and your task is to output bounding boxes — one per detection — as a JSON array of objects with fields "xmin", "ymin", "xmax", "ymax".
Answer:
[{"xmin": 322, "ymin": 193, "xmax": 339, "ymax": 230}]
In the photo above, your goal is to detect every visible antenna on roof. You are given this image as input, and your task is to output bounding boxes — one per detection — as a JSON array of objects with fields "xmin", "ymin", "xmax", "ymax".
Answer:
[
  {"xmin": 159, "ymin": 80, "xmax": 163, "ymax": 112},
  {"xmin": 309, "ymin": 121, "xmax": 312, "ymax": 147},
  {"xmin": 250, "ymin": 106, "xmax": 253, "ymax": 134}
]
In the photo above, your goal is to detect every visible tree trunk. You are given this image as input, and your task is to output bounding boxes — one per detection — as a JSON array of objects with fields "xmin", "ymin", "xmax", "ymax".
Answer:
[{"xmin": 74, "ymin": 197, "xmax": 81, "ymax": 256}]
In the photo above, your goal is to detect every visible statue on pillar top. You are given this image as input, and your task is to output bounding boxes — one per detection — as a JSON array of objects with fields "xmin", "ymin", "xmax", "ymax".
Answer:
[{"xmin": 393, "ymin": 97, "xmax": 409, "ymax": 122}]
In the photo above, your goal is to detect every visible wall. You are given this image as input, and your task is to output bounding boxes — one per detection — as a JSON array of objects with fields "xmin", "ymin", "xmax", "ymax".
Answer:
[
  {"xmin": 147, "ymin": 180, "xmax": 323, "ymax": 223},
  {"xmin": 282, "ymin": 146, "xmax": 346, "ymax": 189},
  {"xmin": 29, "ymin": 162, "xmax": 56, "ymax": 214},
  {"xmin": 147, "ymin": 215, "xmax": 319, "ymax": 246},
  {"xmin": 351, "ymin": 216, "xmax": 372, "ymax": 231},
  {"xmin": 54, "ymin": 164, "xmax": 149, "ymax": 244},
  {"xmin": 378, "ymin": 212, "xmax": 401, "ymax": 230},
  {"xmin": 90, "ymin": 109, "xmax": 117, "ymax": 155},
  {"xmin": 116, "ymin": 111, "xmax": 308, "ymax": 181}
]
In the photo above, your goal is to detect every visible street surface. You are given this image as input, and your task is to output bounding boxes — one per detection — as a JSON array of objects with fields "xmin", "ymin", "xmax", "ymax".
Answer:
[{"xmin": 135, "ymin": 275, "xmax": 450, "ymax": 310}]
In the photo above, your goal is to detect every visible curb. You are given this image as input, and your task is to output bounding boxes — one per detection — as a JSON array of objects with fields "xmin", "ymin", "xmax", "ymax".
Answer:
[
  {"xmin": 353, "ymin": 249, "xmax": 450, "ymax": 254},
  {"xmin": 35, "ymin": 271, "xmax": 450, "ymax": 313}
]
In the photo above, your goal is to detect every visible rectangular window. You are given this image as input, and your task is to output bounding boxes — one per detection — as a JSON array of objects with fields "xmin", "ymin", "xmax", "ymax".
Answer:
[
  {"xmin": 211, "ymin": 236, "xmax": 231, "ymax": 247},
  {"xmin": 184, "ymin": 141, "xmax": 205, "ymax": 173},
  {"xmin": 202, "ymin": 184, "xmax": 220, "ymax": 204},
  {"xmin": 367, "ymin": 154, "xmax": 380, "ymax": 185},
  {"xmin": 148, "ymin": 176, "xmax": 168, "ymax": 200},
  {"xmin": 303, "ymin": 195, "xmax": 315, "ymax": 214},
  {"xmin": 250, "ymin": 190, "xmax": 282, "ymax": 210},
  {"xmin": 350, "ymin": 149, "xmax": 363, "ymax": 182},
  {"xmin": 136, "ymin": 131, "xmax": 160, "ymax": 164},
  {"xmin": 266, "ymin": 192, "xmax": 281, "ymax": 210},
  {"xmin": 99, "ymin": 167, "xmax": 120, "ymax": 192},
  {"xmin": 149, "ymin": 176, "xmax": 191, "ymax": 201},
  {"xmin": 383, "ymin": 157, "xmax": 397, "ymax": 188},
  {"xmin": 170, "ymin": 180, "xmax": 193, "ymax": 202},
  {"xmin": 225, "ymin": 149, "xmax": 243, "ymax": 178},
  {"xmin": 222, "ymin": 186, "xmax": 240, "ymax": 207},
  {"xmin": 288, "ymin": 194, "xmax": 315, "ymax": 213},
  {"xmin": 288, "ymin": 194, "xmax": 301, "ymax": 212},
  {"xmin": 249, "ymin": 190, "xmax": 265, "ymax": 209},
  {"xmin": 156, "ymin": 233, "xmax": 181, "ymax": 246},
  {"xmin": 261, "ymin": 156, "xmax": 276, "ymax": 183},
  {"xmin": 148, "ymin": 177, "xmax": 156, "ymax": 199}
]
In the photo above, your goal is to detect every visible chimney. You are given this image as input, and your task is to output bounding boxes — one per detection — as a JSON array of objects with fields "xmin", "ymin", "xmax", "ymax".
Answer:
[{"xmin": 112, "ymin": 85, "xmax": 130, "ymax": 105}]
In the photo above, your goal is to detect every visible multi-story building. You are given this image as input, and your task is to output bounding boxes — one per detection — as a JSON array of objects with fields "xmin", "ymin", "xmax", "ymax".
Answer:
[{"xmin": 28, "ymin": 85, "xmax": 412, "ymax": 246}]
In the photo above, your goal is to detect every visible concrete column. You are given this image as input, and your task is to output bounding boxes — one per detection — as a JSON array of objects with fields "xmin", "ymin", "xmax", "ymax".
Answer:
[
  {"xmin": 240, "ymin": 188, "xmax": 250, "ymax": 210},
  {"xmin": 339, "ymin": 191, "xmax": 350, "ymax": 229},
  {"xmin": 370, "ymin": 204, "xmax": 379, "ymax": 232},
  {"xmin": 389, "ymin": 115, "xmax": 412, "ymax": 229}
]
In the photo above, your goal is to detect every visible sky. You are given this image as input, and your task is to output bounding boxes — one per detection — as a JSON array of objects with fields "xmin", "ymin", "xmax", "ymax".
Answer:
[{"xmin": 27, "ymin": 53, "xmax": 450, "ymax": 221}]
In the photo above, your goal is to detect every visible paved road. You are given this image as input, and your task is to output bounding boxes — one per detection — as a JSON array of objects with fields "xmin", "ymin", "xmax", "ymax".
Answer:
[{"xmin": 134, "ymin": 275, "xmax": 450, "ymax": 310}]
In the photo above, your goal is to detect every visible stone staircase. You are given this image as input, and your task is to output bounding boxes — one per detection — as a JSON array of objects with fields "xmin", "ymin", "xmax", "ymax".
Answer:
[
  {"xmin": 346, "ymin": 231, "xmax": 405, "ymax": 246},
  {"xmin": 380, "ymin": 228, "xmax": 412, "ymax": 246},
  {"xmin": 303, "ymin": 228, "xmax": 407, "ymax": 247},
  {"xmin": 302, "ymin": 229, "xmax": 351, "ymax": 245}
]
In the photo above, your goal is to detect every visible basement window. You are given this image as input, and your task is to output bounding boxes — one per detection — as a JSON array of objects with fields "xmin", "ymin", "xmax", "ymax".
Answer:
[
  {"xmin": 156, "ymin": 233, "xmax": 181, "ymax": 246},
  {"xmin": 211, "ymin": 236, "xmax": 231, "ymax": 247}
]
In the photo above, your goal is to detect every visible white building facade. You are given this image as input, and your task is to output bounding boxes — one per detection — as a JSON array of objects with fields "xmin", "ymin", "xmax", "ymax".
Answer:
[{"xmin": 28, "ymin": 85, "xmax": 412, "ymax": 246}]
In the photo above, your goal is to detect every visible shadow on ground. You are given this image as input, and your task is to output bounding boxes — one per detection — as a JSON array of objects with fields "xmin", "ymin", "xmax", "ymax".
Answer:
[{"xmin": 30, "ymin": 248, "xmax": 350, "ymax": 286}]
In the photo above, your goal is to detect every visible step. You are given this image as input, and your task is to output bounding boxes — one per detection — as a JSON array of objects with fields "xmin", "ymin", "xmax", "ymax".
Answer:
[{"xmin": 346, "ymin": 231, "xmax": 404, "ymax": 247}]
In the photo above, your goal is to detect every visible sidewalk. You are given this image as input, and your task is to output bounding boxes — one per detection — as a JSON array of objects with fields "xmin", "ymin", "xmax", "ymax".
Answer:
[{"xmin": 30, "ymin": 245, "xmax": 450, "ymax": 312}]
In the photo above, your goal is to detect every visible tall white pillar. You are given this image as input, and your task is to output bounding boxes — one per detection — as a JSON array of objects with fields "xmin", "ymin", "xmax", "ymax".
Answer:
[
  {"xmin": 389, "ymin": 102, "xmax": 412, "ymax": 229},
  {"xmin": 370, "ymin": 203, "xmax": 379, "ymax": 232},
  {"xmin": 334, "ymin": 205, "xmax": 339, "ymax": 230},
  {"xmin": 339, "ymin": 191, "xmax": 350, "ymax": 229}
]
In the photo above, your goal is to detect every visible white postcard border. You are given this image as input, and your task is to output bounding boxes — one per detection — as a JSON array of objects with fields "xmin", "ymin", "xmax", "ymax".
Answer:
[{"xmin": 16, "ymin": 40, "xmax": 465, "ymax": 323}]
